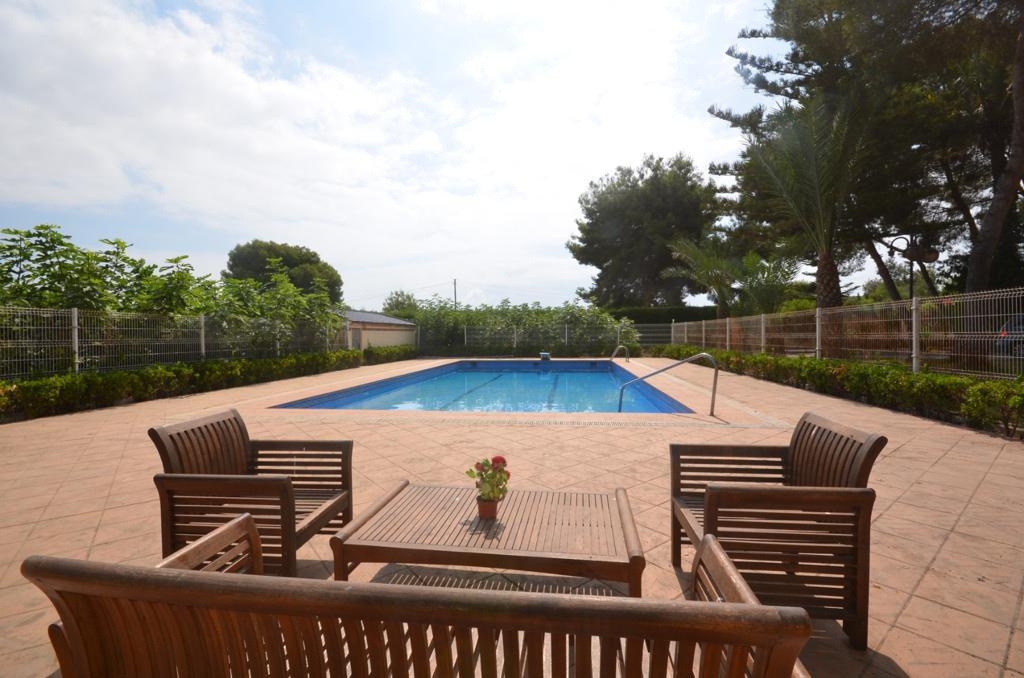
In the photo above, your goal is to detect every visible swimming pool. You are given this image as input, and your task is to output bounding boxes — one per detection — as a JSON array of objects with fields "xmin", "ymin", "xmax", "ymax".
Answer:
[{"xmin": 277, "ymin": 360, "xmax": 691, "ymax": 414}]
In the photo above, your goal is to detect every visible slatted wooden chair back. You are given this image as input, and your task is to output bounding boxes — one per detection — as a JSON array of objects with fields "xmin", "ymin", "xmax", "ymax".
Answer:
[
  {"xmin": 691, "ymin": 535, "xmax": 810, "ymax": 678},
  {"xmin": 785, "ymin": 412, "xmax": 887, "ymax": 488},
  {"xmin": 148, "ymin": 408, "xmax": 252, "ymax": 475},
  {"xmin": 24, "ymin": 555, "xmax": 811, "ymax": 678},
  {"xmin": 155, "ymin": 512, "xmax": 263, "ymax": 574}
]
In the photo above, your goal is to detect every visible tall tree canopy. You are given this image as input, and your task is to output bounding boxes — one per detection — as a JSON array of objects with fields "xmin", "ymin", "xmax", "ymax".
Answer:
[
  {"xmin": 381, "ymin": 290, "xmax": 418, "ymax": 318},
  {"xmin": 712, "ymin": 0, "xmax": 1024, "ymax": 297},
  {"xmin": 224, "ymin": 240, "xmax": 344, "ymax": 304},
  {"xmin": 567, "ymin": 154, "xmax": 717, "ymax": 307}
]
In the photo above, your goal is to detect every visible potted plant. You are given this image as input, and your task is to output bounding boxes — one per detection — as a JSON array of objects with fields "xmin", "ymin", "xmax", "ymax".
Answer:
[{"xmin": 465, "ymin": 455, "xmax": 510, "ymax": 519}]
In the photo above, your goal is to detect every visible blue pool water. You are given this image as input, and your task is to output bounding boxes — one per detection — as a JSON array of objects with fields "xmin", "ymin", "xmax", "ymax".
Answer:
[{"xmin": 277, "ymin": 360, "xmax": 691, "ymax": 414}]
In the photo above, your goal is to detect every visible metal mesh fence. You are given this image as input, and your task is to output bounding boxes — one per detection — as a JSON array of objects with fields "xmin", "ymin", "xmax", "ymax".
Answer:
[
  {"xmin": 634, "ymin": 324, "xmax": 671, "ymax": 346},
  {"xmin": 4, "ymin": 288, "xmax": 1024, "ymax": 381},
  {"xmin": 446, "ymin": 324, "xmax": 625, "ymax": 357},
  {"xmin": 631, "ymin": 288, "xmax": 1024, "ymax": 380},
  {"xmin": 0, "ymin": 306, "xmax": 348, "ymax": 380},
  {"xmin": 0, "ymin": 307, "xmax": 75, "ymax": 378}
]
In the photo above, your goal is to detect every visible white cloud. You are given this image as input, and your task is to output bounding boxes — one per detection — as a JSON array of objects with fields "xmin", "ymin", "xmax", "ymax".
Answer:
[{"xmin": 0, "ymin": 0, "xmax": 769, "ymax": 309}]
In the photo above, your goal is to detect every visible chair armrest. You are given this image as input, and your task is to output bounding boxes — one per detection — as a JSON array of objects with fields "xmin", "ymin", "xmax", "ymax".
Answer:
[
  {"xmin": 155, "ymin": 513, "xmax": 263, "ymax": 574},
  {"xmin": 153, "ymin": 474, "xmax": 295, "ymax": 558},
  {"xmin": 702, "ymin": 482, "xmax": 876, "ymax": 534},
  {"xmin": 249, "ymin": 439, "xmax": 354, "ymax": 492},
  {"xmin": 670, "ymin": 444, "xmax": 789, "ymax": 496},
  {"xmin": 154, "ymin": 473, "xmax": 294, "ymax": 500}
]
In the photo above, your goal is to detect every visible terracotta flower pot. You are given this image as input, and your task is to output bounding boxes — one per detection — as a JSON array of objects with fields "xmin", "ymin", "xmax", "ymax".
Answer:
[{"xmin": 476, "ymin": 498, "xmax": 499, "ymax": 520}]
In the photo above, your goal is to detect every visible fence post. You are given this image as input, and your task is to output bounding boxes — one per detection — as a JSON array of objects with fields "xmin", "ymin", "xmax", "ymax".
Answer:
[
  {"xmin": 702, "ymin": 320, "xmax": 706, "ymax": 348},
  {"xmin": 617, "ymin": 324, "xmax": 621, "ymax": 346},
  {"xmin": 513, "ymin": 327, "xmax": 518, "ymax": 350},
  {"xmin": 200, "ymin": 315, "xmax": 206, "ymax": 360},
  {"xmin": 683, "ymin": 323, "xmax": 687, "ymax": 345},
  {"xmin": 71, "ymin": 307, "xmax": 79, "ymax": 373},
  {"xmin": 725, "ymin": 318, "xmax": 731, "ymax": 351},
  {"xmin": 911, "ymin": 297, "xmax": 921, "ymax": 373},
  {"xmin": 671, "ymin": 321, "xmax": 676, "ymax": 344},
  {"xmin": 464, "ymin": 325, "xmax": 468, "ymax": 346},
  {"xmin": 815, "ymin": 308, "xmax": 822, "ymax": 360},
  {"xmin": 564, "ymin": 323, "xmax": 568, "ymax": 346},
  {"xmin": 760, "ymin": 314, "xmax": 766, "ymax": 353}
]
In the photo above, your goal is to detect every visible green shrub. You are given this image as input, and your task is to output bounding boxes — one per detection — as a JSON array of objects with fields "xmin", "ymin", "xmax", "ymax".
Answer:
[
  {"xmin": 0, "ymin": 347, "xmax": 366, "ymax": 421},
  {"xmin": 363, "ymin": 345, "xmax": 418, "ymax": 365},
  {"xmin": 961, "ymin": 378, "xmax": 1024, "ymax": 436},
  {"xmin": 642, "ymin": 344, "xmax": 1024, "ymax": 438}
]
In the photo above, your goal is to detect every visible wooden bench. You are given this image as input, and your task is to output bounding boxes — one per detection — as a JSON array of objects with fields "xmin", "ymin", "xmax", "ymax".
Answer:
[
  {"xmin": 671, "ymin": 411, "xmax": 887, "ymax": 649},
  {"xmin": 149, "ymin": 408, "xmax": 354, "ymax": 576},
  {"xmin": 24, "ymin": 558, "xmax": 811, "ymax": 678},
  {"xmin": 690, "ymin": 534, "xmax": 812, "ymax": 678}
]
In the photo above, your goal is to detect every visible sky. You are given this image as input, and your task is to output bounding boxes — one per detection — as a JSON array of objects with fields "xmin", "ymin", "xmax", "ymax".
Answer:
[{"xmin": 0, "ymin": 0, "xmax": 782, "ymax": 311}]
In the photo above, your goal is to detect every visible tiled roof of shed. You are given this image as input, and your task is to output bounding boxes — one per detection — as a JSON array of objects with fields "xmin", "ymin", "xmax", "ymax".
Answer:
[{"xmin": 344, "ymin": 310, "xmax": 416, "ymax": 326}]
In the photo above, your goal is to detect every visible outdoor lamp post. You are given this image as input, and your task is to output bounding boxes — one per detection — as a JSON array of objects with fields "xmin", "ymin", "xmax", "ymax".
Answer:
[
  {"xmin": 887, "ymin": 235, "xmax": 941, "ymax": 371},
  {"xmin": 887, "ymin": 235, "xmax": 940, "ymax": 299}
]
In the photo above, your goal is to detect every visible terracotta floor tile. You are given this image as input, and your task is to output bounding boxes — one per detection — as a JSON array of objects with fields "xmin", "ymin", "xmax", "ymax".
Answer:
[
  {"xmin": 914, "ymin": 569, "xmax": 1019, "ymax": 625},
  {"xmin": 1008, "ymin": 629, "xmax": 1024, "ymax": 673},
  {"xmin": 895, "ymin": 595, "xmax": 1010, "ymax": 664},
  {"xmin": 0, "ymin": 642, "xmax": 62, "ymax": 678},
  {"xmin": 877, "ymin": 627, "xmax": 1002, "ymax": 677}
]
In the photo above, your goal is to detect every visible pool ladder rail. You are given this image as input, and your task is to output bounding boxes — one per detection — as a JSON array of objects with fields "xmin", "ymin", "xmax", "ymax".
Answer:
[
  {"xmin": 609, "ymin": 345, "xmax": 630, "ymax": 362},
  {"xmin": 616, "ymin": 352, "xmax": 719, "ymax": 415}
]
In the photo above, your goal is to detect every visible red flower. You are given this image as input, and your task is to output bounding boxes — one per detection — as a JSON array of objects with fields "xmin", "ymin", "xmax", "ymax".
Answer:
[
  {"xmin": 491, "ymin": 455, "xmax": 507, "ymax": 466},
  {"xmin": 475, "ymin": 462, "xmax": 484, "ymax": 472}
]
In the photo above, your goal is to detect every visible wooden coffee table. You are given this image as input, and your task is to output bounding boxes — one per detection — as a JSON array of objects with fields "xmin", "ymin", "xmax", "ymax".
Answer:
[{"xmin": 331, "ymin": 481, "xmax": 646, "ymax": 596}]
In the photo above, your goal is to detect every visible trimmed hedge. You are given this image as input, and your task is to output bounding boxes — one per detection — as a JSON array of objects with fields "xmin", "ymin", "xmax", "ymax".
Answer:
[
  {"xmin": 645, "ymin": 344, "xmax": 1024, "ymax": 438},
  {"xmin": 0, "ymin": 346, "xmax": 419, "ymax": 421},
  {"xmin": 363, "ymin": 344, "xmax": 419, "ymax": 365}
]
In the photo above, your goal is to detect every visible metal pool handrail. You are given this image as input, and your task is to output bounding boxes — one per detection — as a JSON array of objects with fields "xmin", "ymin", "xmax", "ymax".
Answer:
[
  {"xmin": 617, "ymin": 352, "xmax": 719, "ymax": 415},
  {"xmin": 609, "ymin": 345, "xmax": 630, "ymax": 362}
]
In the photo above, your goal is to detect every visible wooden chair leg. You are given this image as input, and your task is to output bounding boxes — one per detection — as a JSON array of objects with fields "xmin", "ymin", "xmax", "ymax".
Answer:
[
  {"xmin": 844, "ymin": 615, "xmax": 868, "ymax": 650},
  {"xmin": 671, "ymin": 514, "xmax": 681, "ymax": 568}
]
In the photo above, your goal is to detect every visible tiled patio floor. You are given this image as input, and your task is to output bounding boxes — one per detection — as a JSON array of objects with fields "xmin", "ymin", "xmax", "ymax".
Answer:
[{"xmin": 1, "ymin": 357, "xmax": 1022, "ymax": 677}]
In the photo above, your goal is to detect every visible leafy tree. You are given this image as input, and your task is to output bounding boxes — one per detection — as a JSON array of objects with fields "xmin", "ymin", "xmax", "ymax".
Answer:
[
  {"xmin": 138, "ymin": 256, "xmax": 216, "ymax": 315},
  {"xmin": 746, "ymin": 95, "xmax": 868, "ymax": 307},
  {"xmin": 567, "ymin": 155, "xmax": 718, "ymax": 307},
  {"xmin": 664, "ymin": 236, "xmax": 740, "ymax": 318},
  {"xmin": 714, "ymin": 0, "xmax": 1024, "ymax": 292},
  {"xmin": 224, "ymin": 240, "xmax": 344, "ymax": 304},
  {"xmin": 97, "ymin": 238, "xmax": 156, "ymax": 311},
  {"xmin": 733, "ymin": 252, "xmax": 799, "ymax": 315},
  {"xmin": 382, "ymin": 290, "xmax": 419, "ymax": 318},
  {"xmin": 0, "ymin": 225, "xmax": 111, "ymax": 309}
]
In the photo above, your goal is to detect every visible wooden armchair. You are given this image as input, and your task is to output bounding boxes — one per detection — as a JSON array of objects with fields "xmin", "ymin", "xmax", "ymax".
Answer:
[
  {"xmin": 149, "ymin": 408, "xmax": 353, "ymax": 576},
  {"xmin": 671, "ymin": 411, "xmax": 887, "ymax": 649}
]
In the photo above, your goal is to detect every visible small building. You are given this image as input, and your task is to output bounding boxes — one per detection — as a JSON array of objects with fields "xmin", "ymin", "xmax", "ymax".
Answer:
[{"xmin": 344, "ymin": 310, "xmax": 416, "ymax": 350}]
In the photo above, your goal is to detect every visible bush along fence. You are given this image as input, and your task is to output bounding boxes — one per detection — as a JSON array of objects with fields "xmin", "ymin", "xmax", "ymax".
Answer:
[
  {"xmin": 651, "ymin": 287, "xmax": 1024, "ymax": 381},
  {"xmin": 647, "ymin": 344, "xmax": 1024, "ymax": 439},
  {"xmin": 0, "ymin": 346, "xmax": 420, "ymax": 421}
]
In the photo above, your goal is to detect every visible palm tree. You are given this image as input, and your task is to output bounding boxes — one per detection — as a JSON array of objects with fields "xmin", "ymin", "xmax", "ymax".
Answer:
[
  {"xmin": 747, "ymin": 95, "xmax": 867, "ymax": 308},
  {"xmin": 664, "ymin": 236, "xmax": 740, "ymax": 318}
]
